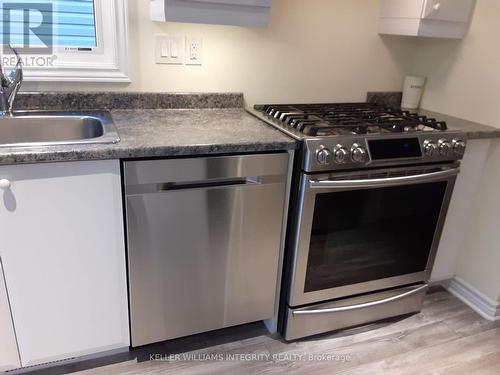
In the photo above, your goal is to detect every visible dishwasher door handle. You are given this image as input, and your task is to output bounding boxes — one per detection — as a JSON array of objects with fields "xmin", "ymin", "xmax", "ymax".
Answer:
[
  {"xmin": 158, "ymin": 177, "xmax": 260, "ymax": 192},
  {"xmin": 126, "ymin": 177, "xmax": 262, "ymax": 195}
]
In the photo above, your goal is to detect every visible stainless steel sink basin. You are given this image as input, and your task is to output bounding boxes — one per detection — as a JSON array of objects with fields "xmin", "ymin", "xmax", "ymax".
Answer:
[{"xmin": 0, "ymin": 111, "xmax": 120, "ymax": 147}]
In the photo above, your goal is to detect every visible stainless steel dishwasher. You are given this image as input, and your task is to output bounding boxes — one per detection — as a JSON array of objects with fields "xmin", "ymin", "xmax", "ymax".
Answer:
[{"xmin": 124, "ymin": 153, "xmax": 289, "ymax": 346}]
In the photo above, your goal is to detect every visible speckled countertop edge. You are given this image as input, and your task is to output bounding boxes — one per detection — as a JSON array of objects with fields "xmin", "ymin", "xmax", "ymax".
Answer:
[
  {"xmin": 418, "ymin": 109, "xmax": 500, "ymax": 140},
  {"xmin": 0, "ymin": 107, "xmax": 297, "ymax": 166},
  {"xmin": 367, "ymin": 91, "xmax": 500, "ymax": 140},
  {"xmin": 13, "ymin": 91, "xmax": 245, "ymax": 110}
]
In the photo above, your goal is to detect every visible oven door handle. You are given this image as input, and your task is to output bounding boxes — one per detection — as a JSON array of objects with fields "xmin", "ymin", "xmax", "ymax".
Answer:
[
  {"xmin": 292, "ymin": 284, "xmax": 428, "ymax": 316},
  {"xmin": 308, "ymin": 168, "xmax": 459, "ymax": 189}
]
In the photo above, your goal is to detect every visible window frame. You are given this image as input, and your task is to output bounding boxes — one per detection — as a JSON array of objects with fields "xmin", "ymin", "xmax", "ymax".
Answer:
[{"xmin": 2, "ymin": 0, "xmax": 130, "ymax": 82}]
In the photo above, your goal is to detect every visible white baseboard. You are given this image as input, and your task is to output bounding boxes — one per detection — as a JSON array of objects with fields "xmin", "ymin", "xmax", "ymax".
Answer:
[{"xmin": 444, "ymin": 277, "xmax": 500, "ymax": 321}]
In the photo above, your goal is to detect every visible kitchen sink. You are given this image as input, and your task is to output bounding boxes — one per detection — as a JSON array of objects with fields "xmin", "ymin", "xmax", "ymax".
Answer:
[{"xmin": 0, "ymin": 111, "xmax": 120, "ymax": 147}]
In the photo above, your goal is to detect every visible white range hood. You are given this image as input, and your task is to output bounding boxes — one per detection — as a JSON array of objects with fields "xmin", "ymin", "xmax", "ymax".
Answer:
[{"xmin": 150, "ymin": 0, "xmax": 272, "ymax": 27}]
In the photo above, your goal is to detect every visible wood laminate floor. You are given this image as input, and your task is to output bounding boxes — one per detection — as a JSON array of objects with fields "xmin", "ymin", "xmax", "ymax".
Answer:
[{"xmin": 58, "ymin": 287, "xmax": 500, "ymax": 375}]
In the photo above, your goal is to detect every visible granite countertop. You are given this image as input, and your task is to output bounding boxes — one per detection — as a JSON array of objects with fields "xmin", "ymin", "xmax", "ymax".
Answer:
[
  {"xmin": 0, "ymin": 108, "xmax": 296, "ymax": 165},
  {"xmin": 367, "ymin": 92, "xmax": 500, "ymax": 140},
  {"xmin": 418, "ymin": 109, "xmax": 500, "ymax": 140},
  {"xmin": 2, "ymin": 91, "xmax": 495, "ymax": 166}
]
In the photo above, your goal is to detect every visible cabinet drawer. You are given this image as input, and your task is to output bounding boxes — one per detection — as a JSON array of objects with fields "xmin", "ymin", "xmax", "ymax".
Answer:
[{"xmin": 285, "ymin": 284, "xmax": 428, "ymax": 341}]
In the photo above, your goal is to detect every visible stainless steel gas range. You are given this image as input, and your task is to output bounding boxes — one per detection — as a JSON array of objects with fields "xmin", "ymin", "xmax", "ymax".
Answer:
[{"xmin": 248, "ymin": 103, "xmax": 466, "ymax": 340}]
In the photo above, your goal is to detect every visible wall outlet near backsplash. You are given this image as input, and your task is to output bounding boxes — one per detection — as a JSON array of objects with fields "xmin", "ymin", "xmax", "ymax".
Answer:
[
  {"xmin": 186, "ymin": 37, "xmax": 203, "ymax": 66},
  {"xmin": 155, "ymin": 35, "xmax": 203, "ymax": 66}
]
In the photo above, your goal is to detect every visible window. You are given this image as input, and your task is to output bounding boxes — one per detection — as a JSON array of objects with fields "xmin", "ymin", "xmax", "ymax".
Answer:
[{"xmin": 0, "ymin": 0, "xmax": 129, "ymax": 82}]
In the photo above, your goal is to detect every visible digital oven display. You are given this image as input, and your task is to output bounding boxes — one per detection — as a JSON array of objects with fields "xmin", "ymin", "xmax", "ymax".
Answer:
[{"xmin": 368, "ymin": 138, "xmax": 422, "ymax": 160}]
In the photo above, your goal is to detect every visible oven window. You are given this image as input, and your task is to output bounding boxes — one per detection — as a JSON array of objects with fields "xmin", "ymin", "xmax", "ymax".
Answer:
[{"xmin": 304, "ymin": 182, "xmax": 448, "ymax": 293}]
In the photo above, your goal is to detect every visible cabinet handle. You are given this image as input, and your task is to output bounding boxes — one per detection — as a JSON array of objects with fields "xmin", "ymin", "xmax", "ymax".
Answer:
[
  {"xmin": 0, "ymin": 179, "xmax": 11, "ymax": 190},
  {"xmin": 433, "ymin": 2, "xmax": 441, "ymax": 11}
]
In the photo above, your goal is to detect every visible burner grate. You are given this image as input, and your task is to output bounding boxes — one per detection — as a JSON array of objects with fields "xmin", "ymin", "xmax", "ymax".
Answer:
[{"xmin": 256, "ymin": 103, "xmax": 448, "ymax": 136}]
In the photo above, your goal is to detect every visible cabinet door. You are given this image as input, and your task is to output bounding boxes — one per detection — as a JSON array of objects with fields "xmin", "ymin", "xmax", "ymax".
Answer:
[
  {"xmin": 0, "ymin": 259, "xmax": 21, "ymax": 371},
  {"xmin": 422, "ymin": 0, "xmax": 474, "ymax": 22},
  {"xmin": 0, "ymin": 160, "xmax": 129, "ymax": 367}
]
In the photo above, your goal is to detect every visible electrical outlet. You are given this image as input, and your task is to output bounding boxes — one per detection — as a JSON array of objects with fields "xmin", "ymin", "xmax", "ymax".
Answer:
[
  {"xmin": 185, "ymin": 37, "xmax": 202, "ymax": 66},
  {"xmin": 155, "ymin": 34, "xmax": 184, "ymax": 65}
]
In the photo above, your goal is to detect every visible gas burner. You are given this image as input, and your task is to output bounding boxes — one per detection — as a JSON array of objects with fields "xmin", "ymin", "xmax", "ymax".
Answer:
[{"xmin": 256, "ymin": 103, "xmax": 448, "ymax": 137}]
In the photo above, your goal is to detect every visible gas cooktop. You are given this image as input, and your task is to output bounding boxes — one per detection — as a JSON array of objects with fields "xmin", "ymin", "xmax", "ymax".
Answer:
[
  {"xmin": 253, "ymin": 103, "xmax": 448, "ymax": 137},
  {"xmin": 248, "ymin": 102, "xmax": 467, "ymax": 172}
]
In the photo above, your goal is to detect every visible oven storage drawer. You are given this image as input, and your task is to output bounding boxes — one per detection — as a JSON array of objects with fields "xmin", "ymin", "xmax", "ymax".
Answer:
[
  {"xmin": 124, "ymin": 154, "xmax": 288, "ymax": 347},
  {"xmin": 284, "ymin": 284, "xmax": 428, "ymax": 341}
]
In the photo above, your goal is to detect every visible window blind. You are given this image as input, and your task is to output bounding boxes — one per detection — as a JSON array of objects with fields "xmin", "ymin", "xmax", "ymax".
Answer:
[{"xmin": 0, "ymin": 0, "xmax": 97, "ymax": 48}]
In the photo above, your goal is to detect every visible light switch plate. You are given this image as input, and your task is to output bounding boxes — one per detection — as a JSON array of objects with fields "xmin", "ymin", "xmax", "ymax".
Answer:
[
  {"xmin": 155, "ymin": 34, "xmax": 184, "ymax": 65},
  {"xmin": 185, "ymin": 37, "xmax": 203, "ymax": 66}
]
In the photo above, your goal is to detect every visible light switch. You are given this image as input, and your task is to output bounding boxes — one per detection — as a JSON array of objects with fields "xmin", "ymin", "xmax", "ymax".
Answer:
[
  {"xmin": 160, "ymin": 40, "xmax": 169, "ymax": 57},
  {"xmin": 155, "ymin": 34, "xmax": 184, "ymax": 65},
  {"xmin": 170, "ymin": 40, "xmax": 178, "ymax": 58}
]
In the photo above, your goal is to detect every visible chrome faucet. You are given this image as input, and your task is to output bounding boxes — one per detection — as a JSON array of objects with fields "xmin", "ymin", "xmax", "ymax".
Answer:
[{"xmin": 0, "ymin": 46, "xmax": 23, "ymax": 116}]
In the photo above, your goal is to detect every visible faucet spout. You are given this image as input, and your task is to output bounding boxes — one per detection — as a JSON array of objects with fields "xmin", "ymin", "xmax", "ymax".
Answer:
[{"xmin": 0, "ymin": 46, "xmax": 23, "ymax": 116}]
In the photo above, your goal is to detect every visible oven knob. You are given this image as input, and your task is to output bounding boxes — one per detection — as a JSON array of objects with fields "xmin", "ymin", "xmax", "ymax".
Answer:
[
  {"xmin": 350, "ymin": 143, "xmax": 367, "ymax": 163},
  {"xmin": 423, "ymin": 140, "xmax": 438, "ymax": 157},
  {"xmin": 333, "ymin": 145, "xmax": 349, "ymax": 164},
  {"xmin": 452, "ymin": 139, "xmax": 466, "ymax": 155},
  {"xmin": 316, "ymin": 147, "xmax": 332, "ymax": 165},
  {"xmin": 438, "ymin": 139, "xmax": 452, "ymax": 156}
]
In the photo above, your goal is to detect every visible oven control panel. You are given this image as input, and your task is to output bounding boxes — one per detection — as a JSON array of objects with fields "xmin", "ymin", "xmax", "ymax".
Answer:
[{"xmin": 304, "ymin": 133, "xmax": 467, "ymax": 172}]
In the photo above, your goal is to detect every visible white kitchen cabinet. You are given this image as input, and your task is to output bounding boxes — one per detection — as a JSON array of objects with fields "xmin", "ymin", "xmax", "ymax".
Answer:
[
  {"xmin": 379, "ymin": 0, "xmax": 475, "ymax": 39},
  {"xmin": 151, "ymin": 0, "xmax": 272, "ymax": 27},
  {"xmin": 0, "ymin": 259, "xmax": 21, "ymax": 372},
  {"xmin": 0, "ymin": 160, "xmax": 129, "ymax": 367}
]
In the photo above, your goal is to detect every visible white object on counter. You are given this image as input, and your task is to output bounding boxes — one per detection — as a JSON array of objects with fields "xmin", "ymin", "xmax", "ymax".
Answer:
[{"xmin": 402, "ymin": 76, "xmax": 426, "ymax": 109}]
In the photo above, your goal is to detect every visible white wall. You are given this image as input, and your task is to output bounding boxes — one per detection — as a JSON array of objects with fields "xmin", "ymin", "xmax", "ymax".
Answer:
[
  {"xmin": 23, "ymin": 0, "xmax": 416, "ymax": 105},
  {"xmin": 413, "ymin": 0, "xmax": 500, "ymax": 129},
  {"xmin": 413, "ymin": 0, "xmax": 500, "ymax": 303}
]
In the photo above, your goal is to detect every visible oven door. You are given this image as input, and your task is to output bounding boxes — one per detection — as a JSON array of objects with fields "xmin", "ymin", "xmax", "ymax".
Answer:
[{"xmin": 289, "ymin": 163, "xmax": 459, "ymax": 307}]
